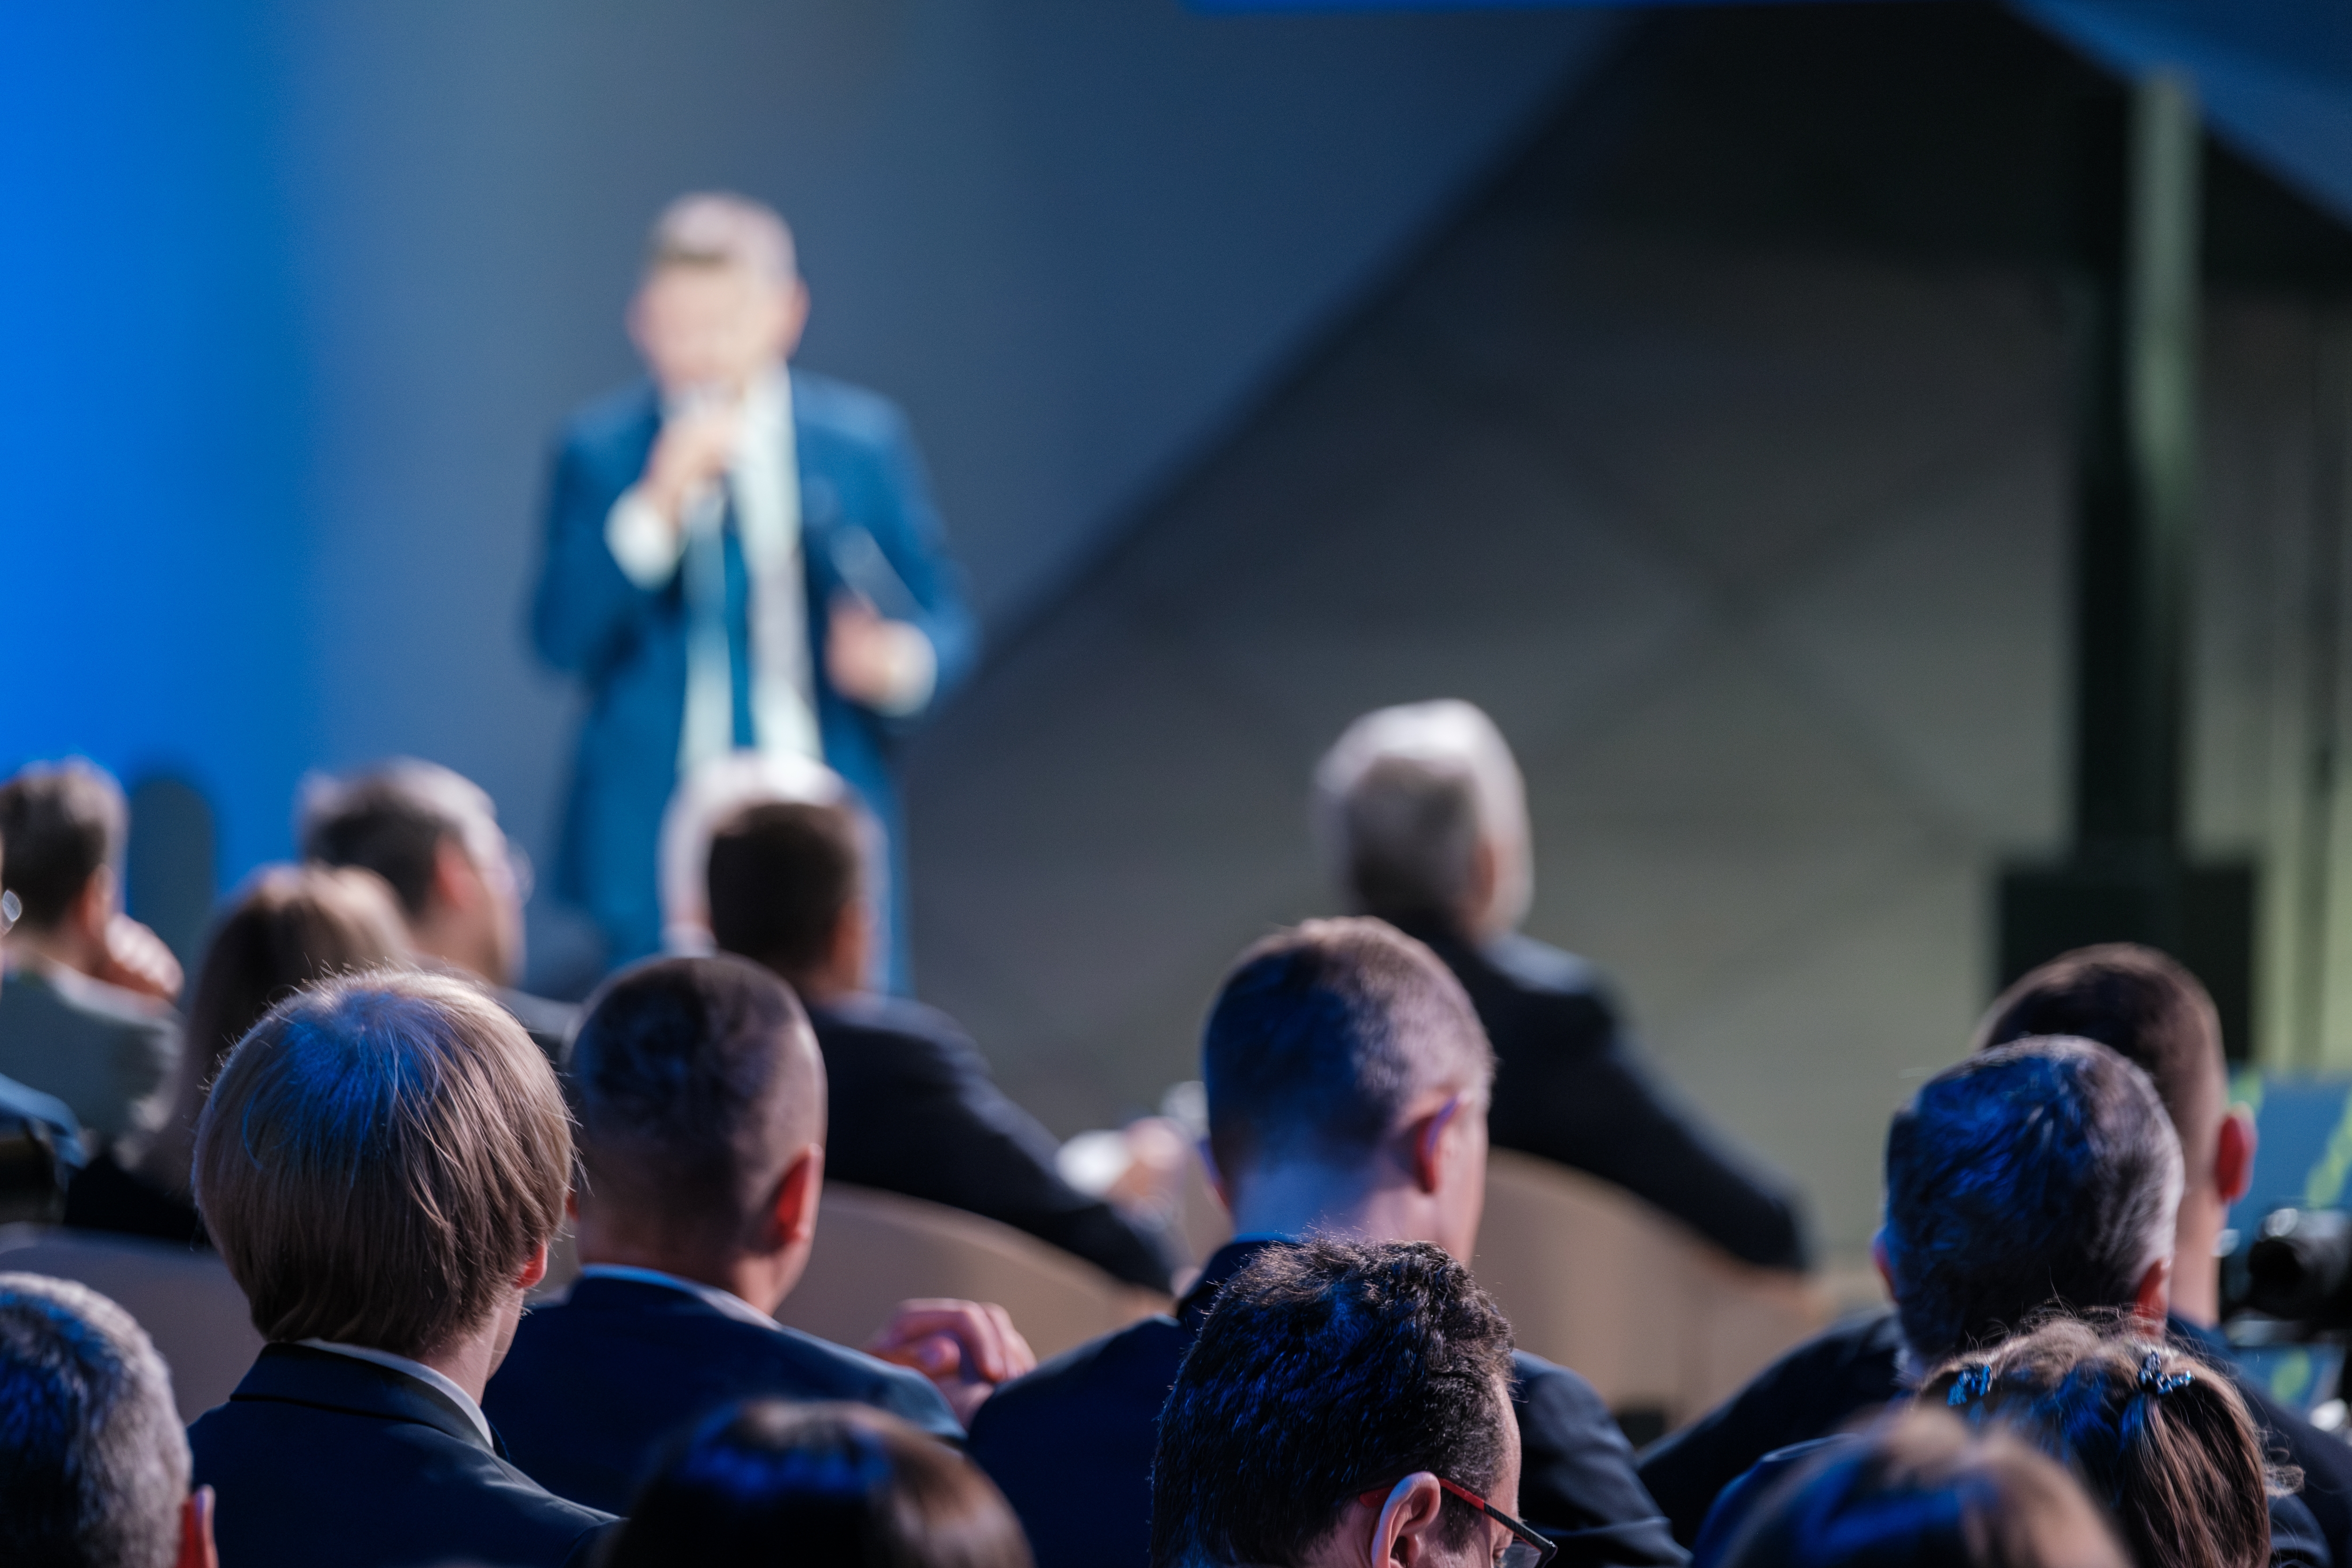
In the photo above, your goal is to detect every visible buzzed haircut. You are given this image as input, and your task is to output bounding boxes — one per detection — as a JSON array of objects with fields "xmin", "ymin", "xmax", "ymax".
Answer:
[
  {"xmin": 193, "ymin": 971, "xmax": 572, "ymax": 1357},
  {"xmin": 1201, "ymin": 918, "xmax": 1491, "ymax": 1181},
  {"xmin": 0, "ymin": 759, "xmax": 126, "ymax": 930},
  {"xmin": 1884, "ymin": 1038, "xmax": 2183, "ymax": 1364},
  {"xmin": 707, "ymin": 800, "xmax": 861, "ymax": 980},
  {"xmin": 1312, "ymin": 700, "xmax": 1528, "ymax": 928},
  {"xmin": 568, "ymin": 955, "xmax": 824, "ymax": 1251},
  {"xmin": 0, "ymin": 1273, "xmax": 190, "ymax": 1568},
  {"xmin": 1976, "ymin": 945, "xmax": 2225, "ymax": 1180},
  {"xmin": 299, "ymin": 759, "xmax": 500, "ymax": 921},
  {"xmin": 1151, "ymin": 1238, "xmax": 1515, "ymax": 1568}
]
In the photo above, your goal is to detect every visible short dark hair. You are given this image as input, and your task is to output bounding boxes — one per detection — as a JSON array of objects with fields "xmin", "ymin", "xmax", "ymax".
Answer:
[
  {"xmin": 1719, "ymin": 1408, "xmax": 2126, "ymax": 1568},
  {"xmin": 1883, "ymin": 1038, "xmax": 2182, "ymax": 1364},
  {"xmin": 0, "ymin": 1274, "xmax": 189, "ymax": 1568},
  {"xmin": 569, "ymin": 955, "xmax": 824, "ymax": 1251},
  {"xmin": 1921, "ymin": 1316, "xmax": 2280, "ymax": 1568},
  {"xmin": 298, "ymin": 759, "xmax": 499, "ymax": 920},
  {"xmin": 1150, "ymin": 1237, "xmax": 1515, "ymax": 1568},
  {"xmin": 1976, "ymin": 945, "xmax": 2225, "ymax": 1184},
  {"xmin": 708, "ymin": 800, "xmax": 861, "ymax": 979},
  {"xmin": 0, "ymin": 760, "xmax": 125, "ymax": 930},
  {"xmin": 1201, "ymin": 918, "xmax": 1490, "ymax": 1182},
  {"xmin": 606, "ymin": 1400, "xmax": 1031, "ymax": 1568}
]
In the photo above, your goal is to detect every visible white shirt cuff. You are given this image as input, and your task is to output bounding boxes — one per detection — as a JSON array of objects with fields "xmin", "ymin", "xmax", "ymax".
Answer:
[
  {"xmin": 869, "ymin": 622, "xmax": 938, "ymax": 717},
  {"xmin": 605, "ymin": 487, "xmax": 686, "ymax": 589}
]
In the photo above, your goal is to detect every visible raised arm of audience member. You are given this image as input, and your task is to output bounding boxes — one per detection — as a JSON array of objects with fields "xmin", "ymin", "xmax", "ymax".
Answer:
[
  {"xmin": 1919, "ymin": 1317, "xmax": 2288, "ymax": 1568},
  {"xmin": 1711, "ymin": 1408, "xmax": 2126, "ymax": 1568},
  {"xmin": 604, "ymin": 1400, "xmax": 1032, "ymax": 1568},
  {"xmin": 1977, "ymin": 945, "xmax": 2352, "ymax": 1568},
  {"xmin": 1313, "ymin": 701, "xmax": 1807, "ymax": 1271},
  {"xmin": 188, "ymin": 972, "xmax": 614, "ymax": 1568},
  {"xmin": 64, "ymin": 864, "xmax": 408, "ymax": 1244},
  {"xmin": 707, "ymin": 799, "xmax": 1175, "ymax": 1290},
  {"xmin": 0, "ymin": 1273, "xmax": 218, "ymax": 1568},
  {"xmin": 485, "ymin": 955, "xmax": 1028, "ymax": 1515},
  {"xmin": 0, "ymin": 759, "xmax": 180, "ymax": 1146},
  {"xmin": 971, "ymin": 918, "xmax": 1684, "ymax": 1568}
]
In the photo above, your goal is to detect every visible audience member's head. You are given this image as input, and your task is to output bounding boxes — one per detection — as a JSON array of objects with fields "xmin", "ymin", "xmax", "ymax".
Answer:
[
  {"xmin": 1974, "ymin": 946, "xmax": 2249, "ymax": 1325},
  {"xmin": 1152, "ymin": 1237, "xmax": 1524, "ymax": 1568},
  {"xmin": 566, "ymin": 955, "xmax": 826, "ymax": 1312},
  {"xmin": 0, "ymin": 758, "xmax": 129, "ymax": 967},
  {"xmin": 1202, "ymin": 918, "xmax": 1493, "ymax": 1262},
  {"xmin": 1882, "ymin": 1037, "xmax": 2182, "ymax": 1365},
  {"xmin": 605, "ymin": 1400, "xmax": 1030, "ymax": 1568},
  {"xmin": 1312, "ymin": 700, "xmax": 1532, "ymax": 940},
  {"xmin": 298, "ymin": 760, "xmax": 525, "ymax": 988},
  {"xmin": 192, "ymin": 972, "xmax": 569, "ymax": 1362},
  {"xmin": 631, "ymin": 192, "xmax": 807, "ymax": 397},
  {"xmin": 708, "ymin": 798, "xmax": 869, "ymax": 1003},
  {"xmin": 142, "ymin": 864, "xmax": 410, "ymax": 1195},
  {"xmin": 1716, "ymin": 1408, "xmax": 2126, "ymax": 1568},
  {"xmin": 1920, "ymin": 1316, "xmax": 2280, "ymax": 1568},
  {"xmin": 0, "ymin": 1272, "xmax": 217, "ymax": 1568}
]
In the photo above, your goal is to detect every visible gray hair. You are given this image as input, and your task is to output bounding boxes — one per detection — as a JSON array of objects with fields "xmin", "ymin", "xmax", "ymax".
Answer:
[
  {"xmin": 648, "ymin": 192, "xmax": 798, "ymax": 284},
  {"xmin": 1311, "ymin": 701, "xmax": 1531, "ymax": 932},
  {"xmin": 0, "ymin": 1274, "xmax": 188, "ymax": 1568}
]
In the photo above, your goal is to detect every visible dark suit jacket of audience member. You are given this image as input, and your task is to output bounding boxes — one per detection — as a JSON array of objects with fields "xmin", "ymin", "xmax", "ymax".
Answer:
[
  {"xmin": 807, "ymin": 994, "xmax": 1172, "ymax": 1291},
  {"xmin": 61, "ymin": 1150, "xmax": 204, "ymax": 1245},
  {"xmin": 1394, "ymin": 916, "xmax": 1807, "ymax": 1273},
  {"xmin": 967, "ymin": 1240, "xmax": 1689, "ymax": 1568},
  {"xmin": 190, "ymin": 1343, "xmax": 612, "ymax": 1568},
  {"xmin": 484, "ymin": 1273, "xmax": 963, "ymax": 1513},
  {"xmin": 1636, "ymin": 1308, "xmax": 2344, "ymax": 1566}
]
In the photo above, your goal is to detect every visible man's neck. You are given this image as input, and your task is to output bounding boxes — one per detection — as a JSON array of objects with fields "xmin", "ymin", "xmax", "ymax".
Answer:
[
  {"xmin": 577, "ymin": 1233, "xmax": 791, "ymax": 1317},
  {"xmin": 1227, "ymin": 1165, "xmax": 1431, "ymax": 1256},
  {"xmin": 2171, "ymin": 1196, "xmax": 2225, "ymax": 1327},
  {"xmin": 6, "ymin": 926, "xmax": 102, "ymax": 981},
  {"xmin": 409, "ymin": 926, "xmax": 502, "ymax": 990}
]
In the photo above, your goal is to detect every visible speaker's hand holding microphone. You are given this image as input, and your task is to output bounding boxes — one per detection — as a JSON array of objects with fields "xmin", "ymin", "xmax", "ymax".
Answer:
[{"xmin": 640, "ymin": 382, "xmax": 741, "ymax": 534}]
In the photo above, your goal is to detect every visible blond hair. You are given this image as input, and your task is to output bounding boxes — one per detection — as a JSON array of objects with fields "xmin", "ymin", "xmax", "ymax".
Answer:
[{"xmin": 192, "ymin": 971, "xmax": 571, "ymax": 1356}]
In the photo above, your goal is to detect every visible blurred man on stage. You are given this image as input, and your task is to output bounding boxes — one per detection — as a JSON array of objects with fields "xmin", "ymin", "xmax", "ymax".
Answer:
[{"xmin": 532, "ymin": 193, "xmax": 976, "ymax": 981}]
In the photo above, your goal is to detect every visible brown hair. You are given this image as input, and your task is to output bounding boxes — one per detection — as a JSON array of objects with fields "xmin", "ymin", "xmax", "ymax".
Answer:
[
  {"xmin": 1721, "ymin": 1407, "xmax": 2126, "ymax": 1568},
  {"xmin": 1975, "ymin": 946, "xmax": 2225, "ymax": 1185},
  {"xmin": 142, "ymin": 864, "xmax": 409, "ymax": 1196},
  {"xmin": 1918, "ymin": 1316, "xmax": 2287, "ymax": 1568},
  {"xmin": 0, "ymin": 759, "xmax": 124, "ymax": 929},
  {"xmin": 191, "ymin": 971, "xmax": 571, "ymax": 1357},
  {"xmin": 604, "ymin": 1400, "xmax": 1031, "ymax": 1568},
  {"xmin": 707, "ymin": 800, "xmax": 861, "ymax": 983}
]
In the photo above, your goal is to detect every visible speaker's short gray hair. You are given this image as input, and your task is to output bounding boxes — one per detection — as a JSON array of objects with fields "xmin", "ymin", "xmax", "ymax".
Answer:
[
  {"xmin": 1311, "ymin": 701, "xmax": 1531, "ymax": 930},
  {"xmin": 0, "ymin": 1273, "xmax": 188, "ymax": 1568},
  {"xmin": 647, "ymin": 191, "xmax": 797, "ymax": 284}
]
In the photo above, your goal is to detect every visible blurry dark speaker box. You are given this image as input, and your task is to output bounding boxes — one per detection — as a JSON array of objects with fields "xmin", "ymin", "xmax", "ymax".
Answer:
[
  {"xmin": 126, "ymin": 774, "xmax": 217, "ymax": 975},
  {"xmin": 1997, "ymin": 859, "xmax": 2257, "ymax": 1063}
]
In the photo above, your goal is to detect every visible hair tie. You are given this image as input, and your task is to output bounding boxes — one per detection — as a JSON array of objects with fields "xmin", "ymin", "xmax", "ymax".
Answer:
[
  {"xmin": 1947, "ymin": 1365, "xmax": 1996, "ymax": 1406},
  {"xmin": 2137, "ymin": 1351, "xmax": 2194, "ymax": 1396}
]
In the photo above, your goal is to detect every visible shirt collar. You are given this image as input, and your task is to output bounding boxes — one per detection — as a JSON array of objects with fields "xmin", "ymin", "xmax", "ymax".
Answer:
[
  {"xmin": 575, "ymin": 1263, "xmax": 781, "ymax": 1331},
  {"xmin": 295, "ymin": 1339, "xmax": 495, "ymax": 1448}
]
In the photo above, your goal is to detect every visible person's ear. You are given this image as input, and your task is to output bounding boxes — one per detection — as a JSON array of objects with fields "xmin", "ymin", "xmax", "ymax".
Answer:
[
  {"xmin": 768, "ymin": 1144, "xmax": 826, "ymax": 1249},
  {"xmin": 1410, "ymin": 1096, "xmax": 1468, "ymax": 1196},
  {"xmin": 777, "ymin": 278, "xmax": 811, "ymax": 359},
  {"xmin": 73, "ymin": 864, "xmax": 116, "ymax": 939},
  {"xmin": 177, "ymin": 1485, "xmax": 218, "ymax": 1568},
  {"xmin": 1198, "ymin": 1140, "xmax": 1231, "ymax": 1215},
  {"xmin": 2215, "ymin": 1107, "xmax": 2257, "ymax": 1207},
  {"xmin": 513, "ymin": 1240, "xmax": 550, "ymax": 1294},
  {"xmin": 1872, "ymin": 1231, "xmax": 1899, "ymax": 1305},
  {"xmin": 829, "ymin": 899, "xmax": 870, "ymax": 994},
  {"xmin": 1369, "ymin": 1473, "xmax": 1449, "ymax": 1567},
  {"xmin": 430, "ymin": 836, "xmax": 481, "ymax": 916},
  {"xmin": 2133, "ymin": 1254, "xmax": 2172, "ymax": 1324}
]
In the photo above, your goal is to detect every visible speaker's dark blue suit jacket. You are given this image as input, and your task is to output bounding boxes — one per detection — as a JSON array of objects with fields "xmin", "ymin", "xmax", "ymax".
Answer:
[
  {"xmin": 966, "ymin": 1240, "xmax": 1689, "ymax": 1568},
  {"xmin": 531, "ymin": 371, "xmax": 977, "ymax": 969},
  {"xmin": 482, "ymin": 1273, "xmax": 961, "ymax": 1514},
  {"xmin": 189, "ymin": 1344, "xmax": 613, "ymax": 1568}
]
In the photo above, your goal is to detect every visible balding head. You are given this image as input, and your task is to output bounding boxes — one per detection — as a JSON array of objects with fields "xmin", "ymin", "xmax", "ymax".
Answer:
[
  {"xmin": 569, "ymin": 956, "xmax": 826, "ymax": 1263},
  {"xmin": 1203, "ymin": 918, "xmax": 1492, "ymax": 1186}
]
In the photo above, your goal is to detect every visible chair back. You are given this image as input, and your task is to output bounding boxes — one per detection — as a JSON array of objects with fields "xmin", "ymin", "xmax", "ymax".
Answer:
[{"xmin": 0, "ymin": 1226, "xmax": 262, "ymax": 1422}]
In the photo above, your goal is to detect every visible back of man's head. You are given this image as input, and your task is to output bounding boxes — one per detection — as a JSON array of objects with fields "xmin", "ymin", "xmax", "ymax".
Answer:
[
  {"xmin": 1975, "ymin": 945, "xmax": 2225, "ymax": 1186},
  {"xmin": 1151, "ymin": 1237, "xmax": 1515, "ymax": 1568},
  {"xmin": 297, "ymin": 760, "xmax": 501, "ymax": 924},
  {"xmin": 1884, "ymin": 1037, "xmax": 2182, "ymax": 1363},
  {"xmin": 0, "ymin": 1273, "xmax": 190, "ymax": 1568},
  {"xmin": 568, "ymin": 955, "xmax": 824, "ymax": 1257},
  {"xmin": 1311, "ymin": 701, "xmax": 1530, "ymax": 934},
  {"xmin": 192, "ymin": 971, "xmax": 571, "ymax": 1357},
  {"xmin": 1202, "ymin": 918, "xmax": 1491, "ymax": 1186},
  {"xmin": 707, "ymin": 802, "xmax": 859, "ymax": 984},
  {"xmin": 0, "ymin": 759, "xmax": 125, "ymax": 931}
]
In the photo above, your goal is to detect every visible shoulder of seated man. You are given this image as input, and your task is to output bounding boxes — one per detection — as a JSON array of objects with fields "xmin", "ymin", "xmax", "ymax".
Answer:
[{"xmin": 24, "ymin": 963, "xmax": 177, "ymax": 1028}]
